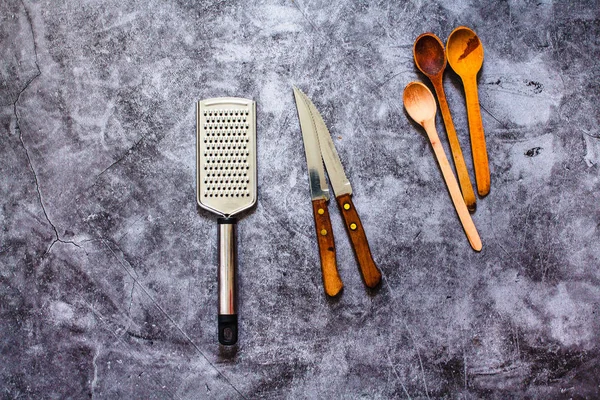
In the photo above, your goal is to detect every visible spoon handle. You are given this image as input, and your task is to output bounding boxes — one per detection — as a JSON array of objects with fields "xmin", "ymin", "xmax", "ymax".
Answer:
[
  {"xmin": 463, "ymin": 75, "xmax": 490, "ymax": 197},
  {"xmin": 423, "ymin": 119, "xmax": 482, "ymax": 251},
  {"xmin": 431, "ymin": 77, "xmax": 477, "ymax": 212}
]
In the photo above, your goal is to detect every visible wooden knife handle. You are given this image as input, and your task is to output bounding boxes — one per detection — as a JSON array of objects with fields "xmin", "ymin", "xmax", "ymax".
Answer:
[
  {"xmin": 335, "ymin": 194, "xmax": 381, "ymax": 288},
  {"xmin": 312, "ymin": 199, "xmax": 343, "ymax": 296}
]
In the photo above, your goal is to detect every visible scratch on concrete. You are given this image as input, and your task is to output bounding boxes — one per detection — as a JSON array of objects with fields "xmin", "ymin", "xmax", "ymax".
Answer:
[
  {"xmin": 101, "ymin": 238, "xmax": 248, "ymax": 399},
  {"xmin": 13, "ymin": 0, "xmax": 81, "ymax": 254},
  {"xmin": 91, "ymin": 345, "xmax": 100, "ymax": 398}
]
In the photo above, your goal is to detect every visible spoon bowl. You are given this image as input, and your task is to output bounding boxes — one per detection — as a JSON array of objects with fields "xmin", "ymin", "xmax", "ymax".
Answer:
[
  {"xmin": 403, "ymin": 81, "xmax": 437, "ymax": 126},
  {"xmin": 413, "ymin": 33, "xmax": 446, "ymax": 76},
  {"xmin": 446, "ymin": 26, "xmax": 484, "ymax": 76}
]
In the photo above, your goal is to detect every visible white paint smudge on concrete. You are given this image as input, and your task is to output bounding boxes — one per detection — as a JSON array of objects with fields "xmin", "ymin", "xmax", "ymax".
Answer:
[{"xmin": 49, "ymin": 301, "xmax": 75, "ymax": 325}]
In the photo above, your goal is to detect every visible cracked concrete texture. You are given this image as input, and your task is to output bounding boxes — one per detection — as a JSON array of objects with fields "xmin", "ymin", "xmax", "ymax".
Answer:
[{"xmin": 1, "ymin": 0, "xmax": 600, "ymax": 398}]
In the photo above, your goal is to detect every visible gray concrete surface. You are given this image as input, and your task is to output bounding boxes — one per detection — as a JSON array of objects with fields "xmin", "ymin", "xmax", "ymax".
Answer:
[{"xmin": 1, "ymin": 0, "xmax": 600, "ymax": 398}]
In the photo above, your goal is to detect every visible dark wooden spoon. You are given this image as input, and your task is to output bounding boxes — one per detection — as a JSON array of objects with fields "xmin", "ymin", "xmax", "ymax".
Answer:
[{"xmin": 413, "ymin": 32, "xmax": 476, "ymax": 212}]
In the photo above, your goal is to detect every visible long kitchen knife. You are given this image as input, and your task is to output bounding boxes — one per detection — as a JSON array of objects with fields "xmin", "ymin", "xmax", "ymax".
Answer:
[
  {"xmin": 293, "ymin": 87, "xmax": 343, "ymax": 297},
  {"xmin": 296, "ymin": 89, "xmax": 381, "ymax": 289}
]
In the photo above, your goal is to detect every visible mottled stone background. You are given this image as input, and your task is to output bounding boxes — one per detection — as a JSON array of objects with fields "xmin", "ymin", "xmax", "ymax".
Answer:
[{"xmin": 1, "ymin": 0, "xmax": 599, "ymax": 398}]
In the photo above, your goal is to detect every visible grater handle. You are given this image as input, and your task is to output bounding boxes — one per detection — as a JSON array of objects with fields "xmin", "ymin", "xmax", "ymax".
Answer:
[
  {"xmin": 218, "ymin": 218, "xmax": 238, "ymax": 345},
  {"xmin": 312, "ymin": 198, "xmax": 343, "ymax": 296},
  {"xmin": 335, "ymin": 194, "xmax": 381, "ymax": 288}
]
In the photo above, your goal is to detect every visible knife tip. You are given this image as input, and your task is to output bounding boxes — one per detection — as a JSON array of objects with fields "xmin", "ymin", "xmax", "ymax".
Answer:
[
  {"xmin": 293, "ymin": 85, "xmax": 307, "ymax": 95},
  {"xmin": 292, "ymin": 86, "xmax": 305, "ymax": 102}
]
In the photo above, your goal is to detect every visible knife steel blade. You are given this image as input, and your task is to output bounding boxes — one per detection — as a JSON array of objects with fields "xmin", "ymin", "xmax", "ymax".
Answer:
[
  {"xmin": 297, "ymin": 90, "xmax": 352, "ymax": 197},
  {"xmin": 293, "ymin": 87, "xmax": 330, "ymax": 201}
]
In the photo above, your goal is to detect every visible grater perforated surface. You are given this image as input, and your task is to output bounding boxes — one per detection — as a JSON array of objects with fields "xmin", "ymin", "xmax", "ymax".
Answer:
[{"xmin": 196, "ymin": 97, "xmax": 257, "ymax": 217}]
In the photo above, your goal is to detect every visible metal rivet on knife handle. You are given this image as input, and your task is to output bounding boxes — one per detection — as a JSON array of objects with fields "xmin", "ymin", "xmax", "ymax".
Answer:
[
  {"xmin": 318, "ymin": 208, "xmax": 325, "ymax": 215},
  {"xmin": 320, "ymin": 229, "xmax": 328, "ymax": 236},
  {"xmin": 350, "ymin": 223, "xmax": 357, "ymax": 231},
  {"xmin": 343, "ymin": 203, "xmax": 351, "ymax": 210}
]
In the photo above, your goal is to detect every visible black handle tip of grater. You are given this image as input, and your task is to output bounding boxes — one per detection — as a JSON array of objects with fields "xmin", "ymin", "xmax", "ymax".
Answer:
[
  {"xmin": 217, "ymin": 217, "xmax": 238, "ymax": 225},
  {"xmin": 218, "ymin": 314, "xmax": 238, "ymax": 345}
]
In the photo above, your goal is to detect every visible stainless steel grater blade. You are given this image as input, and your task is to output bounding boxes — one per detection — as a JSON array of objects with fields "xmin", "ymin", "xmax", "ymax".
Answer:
[{"xmin": 196, "ymin": 97, "xmax": 257, "ymax": 346}]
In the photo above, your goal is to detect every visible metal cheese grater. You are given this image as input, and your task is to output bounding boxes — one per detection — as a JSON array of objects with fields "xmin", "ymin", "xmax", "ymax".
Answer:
[{"xmin": 196, "ymin": 97, "xmax": 257, "ymax": 345}]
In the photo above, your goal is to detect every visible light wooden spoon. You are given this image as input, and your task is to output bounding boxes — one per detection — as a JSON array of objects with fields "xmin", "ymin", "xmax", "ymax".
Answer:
[
  {"xmin": 446, "ymin": 26, "xmax": 490, "ymax": 197},
  {"xmin": 413, "ymin": 32, "xmax": 476, "ymax": 212},
  {"xmin": 403, "ymin": 81, "xmax": 482, "ymax": 251}
]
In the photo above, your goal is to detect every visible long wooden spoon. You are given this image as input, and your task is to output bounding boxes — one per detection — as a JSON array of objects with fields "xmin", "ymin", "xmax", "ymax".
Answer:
[
  {"xmin": 446, "ymin": 26, "xmax": 490, "ymax": 197},
  {"xmin": 403, "ymin": 81, "xmax": 482, "ymax": 251},
  {"xmin": 413, "ymin": 33, "xmax": 477, "ymax": 212}
]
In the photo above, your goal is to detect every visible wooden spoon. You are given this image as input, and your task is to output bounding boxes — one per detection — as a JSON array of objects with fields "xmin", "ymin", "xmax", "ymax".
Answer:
[
  {"xmin": 403, "ymin": 81, "xmax": 482, "ymax": 251},
  {"xmin": 413, "ymin": 33, "xmax": 477, "ymax": 212},
  {"xmin": 446, "ymin": 26, "xmax": 490, "ymax": 197}
]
